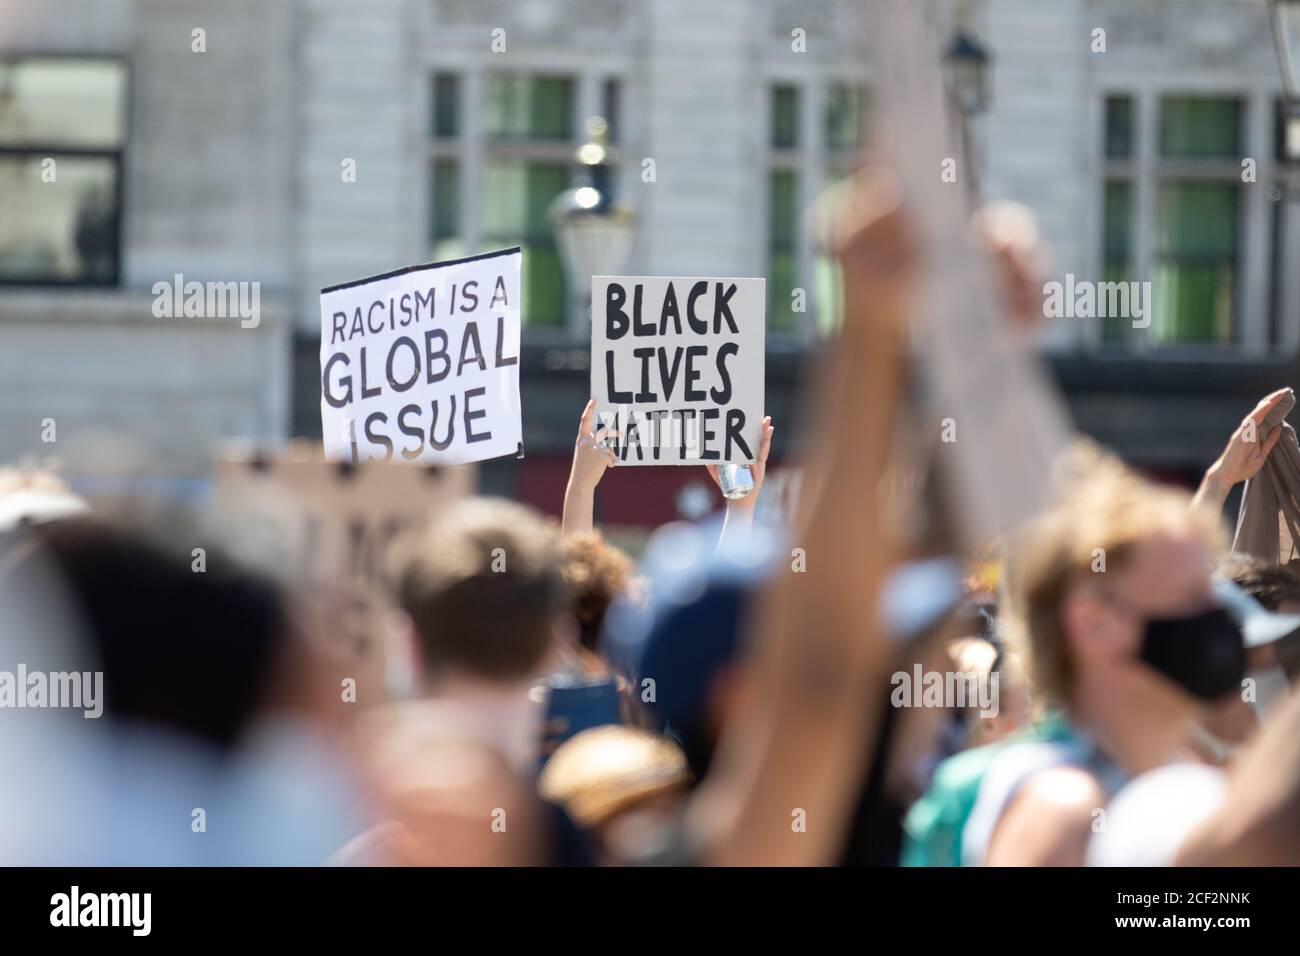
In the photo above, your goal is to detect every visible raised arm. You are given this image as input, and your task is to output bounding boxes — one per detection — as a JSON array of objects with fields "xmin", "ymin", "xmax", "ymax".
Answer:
[
  {"xmin": 707, "ymin": 415, "xmax": 774, "ymax": 550},
  {"xmin": 561, "ymin": 399, "xmax": 618, "ymax": 536},
  {"xmin": 1192, "ymin": 388, "xmax": 1289, "ymax": 516},
  {"xmin": 696, "ymin": 176, "xmax": 916, "ymax": 866}
]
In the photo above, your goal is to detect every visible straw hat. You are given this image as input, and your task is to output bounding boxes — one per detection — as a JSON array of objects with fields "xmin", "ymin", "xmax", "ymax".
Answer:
[{"xmin": 539, "ymin": 725, "xmax": 690, "ymax": 829}]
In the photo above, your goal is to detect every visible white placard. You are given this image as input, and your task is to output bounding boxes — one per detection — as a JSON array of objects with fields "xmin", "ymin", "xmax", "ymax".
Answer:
[
  {"xmin": 319, "ymin": 248, "xmax": 523, "ymax": 466},
  {"xmin": 591, "ymin": 275, "xmax": 765, "ymax": 466}
]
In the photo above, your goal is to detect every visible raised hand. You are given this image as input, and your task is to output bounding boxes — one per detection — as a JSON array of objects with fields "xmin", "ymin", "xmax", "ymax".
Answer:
[
  {"xmin": 706, "ymin": 415, "xmax": 774, "ymax": 512},
  {"xmin": 562, "ymin": 399, "xmax": 618, "ymax": 535},
  {"xmin": 1194, "ymin": 388, "xmax": 1292, "ymax": 515}
]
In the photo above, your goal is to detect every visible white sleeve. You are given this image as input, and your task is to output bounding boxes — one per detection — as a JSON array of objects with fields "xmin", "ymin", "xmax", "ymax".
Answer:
[{"xmin": 1085, "ymin": 763, "xmax": 1226, "ymax": 867}]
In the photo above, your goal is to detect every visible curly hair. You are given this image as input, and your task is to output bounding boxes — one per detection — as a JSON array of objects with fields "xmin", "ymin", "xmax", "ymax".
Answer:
[{"xmin": 559, "ymin": 531, "xmax": 636, "ymax": 653}]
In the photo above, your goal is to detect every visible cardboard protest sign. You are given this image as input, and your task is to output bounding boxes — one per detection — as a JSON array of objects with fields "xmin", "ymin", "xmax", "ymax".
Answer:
[
  {"xmin": 211, "ymin": 442, "xmax": 473, "ymax": 593},
  {"xmin": 866, "ymin": 1, "xmax": 1071, "ymax": 546},
  {"xmin": 319, "ymin": 248, "xmax": 523, "ymax": 467},
  {"xmin": 591, "ymin": 276, "xmax": 765, "ymax": 465},
  {"xmin": 212, "ymin": 442, "xmax": 474, "ymax": 700}
]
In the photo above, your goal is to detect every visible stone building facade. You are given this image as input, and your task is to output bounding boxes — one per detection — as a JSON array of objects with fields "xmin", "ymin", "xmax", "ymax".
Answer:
[{"xmin": 1, "ymin": 0, "xmax": 1296, "ymax": 520}]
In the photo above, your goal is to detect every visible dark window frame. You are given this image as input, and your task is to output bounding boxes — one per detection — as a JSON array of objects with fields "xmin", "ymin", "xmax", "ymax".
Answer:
[{"xmin": 0, "ymin": 52, "xmax": 129, "ymax": 289}]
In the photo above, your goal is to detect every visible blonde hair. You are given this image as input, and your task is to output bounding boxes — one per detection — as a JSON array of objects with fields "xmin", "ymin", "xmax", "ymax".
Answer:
[{"xmin": 1001, "ymin": 442, "xmax": 1225, "ymax": 706}]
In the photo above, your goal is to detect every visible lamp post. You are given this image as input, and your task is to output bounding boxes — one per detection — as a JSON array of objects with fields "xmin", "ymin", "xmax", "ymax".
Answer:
[
  {"xmin": 550, "ymin": 116, "xmax": 637, "ymax": 335},
  {"xmin": 1272, "ymin": 0, "xmax": 1300, "ymax": 198},
  {"xmin": 942, "ymin": 4, "xmax": 991, "ymax": 197},
  {"xmin": 943, "ymin": 30, "xmax": 990, "ymax": 118}
]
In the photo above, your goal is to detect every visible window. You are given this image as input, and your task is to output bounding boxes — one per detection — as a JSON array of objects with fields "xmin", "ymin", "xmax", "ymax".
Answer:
[
  {"xmin": 825, "ymin": 83, "xmax": 867, "ymax": 154},
  {"xmin": 1101, "ymin": 95, "xmax": 1243, "ymax": 346},
  {"xmin": 429, "ymin": 71, "xmax": 619, "ymax": 329},
  {"xmin": 481, "ymin": 159, "xmax": 569, "ymax": 329},
  {"xmin": 817, "ymin": 84, "xmax": 865, "ymax": 336},
  {"xmin": 1101, "ymin": 179, "xmax": 1133, "ymax": 344},
  {"xmin": 1154, "ymin": 180, "xmax": 1239, "ymax": 343},
  {"xmin": 768, "ymin": 168, "xmax": 798, "ymax": 331},
  {"xmin": 429, "ymin": 73, "xmax": 465, "ymax": 266},
  {"xmin": 484, "ymin": 74, "xmax": 572, "ymax": 141},
  {"xmin": 766, "ymin": 80, "xmax": 868, "ymax": 339},
  {"xmin": 1104, "ymin": 95, "xmax": 1133, "ymax": 160},
  {"xmin": 0, "ymin": 56, "xmax": 126, "ymax": 285}
]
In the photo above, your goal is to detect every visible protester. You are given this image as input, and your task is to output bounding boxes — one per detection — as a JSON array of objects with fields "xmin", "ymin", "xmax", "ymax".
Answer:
[
  {"xmin": 558, "ymin": 530, "xmax": 637, "ymax": 662},
  {"xmin": 680, "ymin": 171, "xmax": 910, "ymax": 866},
  {"xmin": 947, "ymin": 633, "xmax": 1031, "ymax": 748},
  {"xmin": 0, "ymin": 513, "xmax": 365, "ymax": 864},
  {"xmin": 907, "ymin": 444, "xmax": 1241, "ymax": 866},
  {"xmin": 601, "ymin": 519, "xmax": 775, "ymax": 785},
  {"xmin": 340, "ymin": 496, "xmax": 593, "ymax": 865},
  {"xmin": 1217, "ymin": 550, "xmax": 1300, "ymax": 682},
  {"xmin": 1190, "ymin": 555, "xmax": 1300, "ymax": 763},
  {"xmin": 1191, "ymin": 387, "xmax": 1290, "ymax": 517},
  {"xmin": 837, "ymin": 597, "xmax": 971, "ymax": 867},
  {"xmin": 562, "ymin": 399, "xmax": 618, "ymax": 537},
  {"xmin": 7, "ymin": 150, "xmax": 1294, "ymax": 875}
]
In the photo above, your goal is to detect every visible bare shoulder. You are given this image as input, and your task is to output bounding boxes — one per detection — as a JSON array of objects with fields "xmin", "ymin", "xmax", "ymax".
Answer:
[{"xmin": 985, "ymin": 765, "xmax": 1108, "ymax": 866}]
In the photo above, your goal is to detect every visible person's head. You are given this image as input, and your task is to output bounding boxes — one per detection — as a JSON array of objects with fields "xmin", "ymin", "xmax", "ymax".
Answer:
[
  {"xmin": 558, "ymin": 531, "xmax": 636, "ymax": 656},
  {"xmin": 397, "ymin": 497, "xmax": 566, "ymax": 687},
  {"xmin": 948, "ymin": 634, "xmax": 1030, "ymax": 747},
  {"xmin": 14, "ymin": 516, "xmax": 291, "ymax": 751},
  {"xmin": 1218, "ymin": 553, "xmax": 1300, "ymax": 614},
  {"xmin": 1004, "ymin": 444, "xmax": 1233, "ymax": 739},
  {"xmin": 1217, "ymin": 553, "xmax": 1300, "ymax": 683},
  {"xmin": 601, "ymin": 521, "xmax": 778, "ymax": 783}
]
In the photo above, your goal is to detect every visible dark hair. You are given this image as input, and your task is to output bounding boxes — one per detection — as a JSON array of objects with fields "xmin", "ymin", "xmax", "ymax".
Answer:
[
  {"xmin": 397, "ymin": 498, "xmax": 564, "ymax": 682},
  {"xmin": 21, "ymin": 517, "xmax": 288, "ymax": 751},
  {"xmin": 1218, "ymin": 553, "xmax": 1300, "ymax": 611},
  {"xmin": 559, "ymin": 532, "xmax": 634, "ymax": 653}
]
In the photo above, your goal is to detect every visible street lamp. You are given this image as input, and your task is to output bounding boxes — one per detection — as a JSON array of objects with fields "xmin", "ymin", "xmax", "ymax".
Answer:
[
  {"xmin": 942, "ymin": 4, "xmax": 991, "ymax": 198},
  {"xmin": 550, "ymin": 116, "xmax": 637, "ymax": 334},
  {"xmin": 942, "ymin": 9, "xmax": 991, "ymax": 119}
]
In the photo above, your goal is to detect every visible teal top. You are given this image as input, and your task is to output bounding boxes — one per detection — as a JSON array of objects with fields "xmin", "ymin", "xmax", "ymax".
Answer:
[{"xmin": 901, "ymin": 711, "xmax": 1126, "ymax": 867}]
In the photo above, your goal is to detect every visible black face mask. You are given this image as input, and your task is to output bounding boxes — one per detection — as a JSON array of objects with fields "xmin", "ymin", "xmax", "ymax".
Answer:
[{"xmin": 1139, "ymin": 607, "xmax": 1245, "ymax": 701}]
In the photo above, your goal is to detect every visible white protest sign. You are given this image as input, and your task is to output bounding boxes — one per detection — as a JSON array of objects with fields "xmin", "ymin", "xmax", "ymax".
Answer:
[
  {"xmin": 591, "ymin": 275, "xmax": 765, "ymax": 466},
  {"xmin": 320, "ymin": 247, "xmax": 523, "ymax": 466}
]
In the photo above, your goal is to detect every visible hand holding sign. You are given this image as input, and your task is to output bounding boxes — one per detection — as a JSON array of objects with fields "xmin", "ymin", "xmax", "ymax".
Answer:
[
  {"xmin": 571, "ymin": 398, "xmax": 619, "ymax": 491},
  {"xmin": 591, "ymin": 275, "xmax": 765, "ymax": 466},
  {"xmin": 562, "ymin": 399, "xmax": 619, "ymax": 536},
  {"xmin": 707, "ymin": 415, "xmax": 774, "ymax": 511}
]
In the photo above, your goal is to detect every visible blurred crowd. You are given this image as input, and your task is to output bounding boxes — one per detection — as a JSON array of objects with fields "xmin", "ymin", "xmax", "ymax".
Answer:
[{"xmin": 2, "ymin": 176, "xmax": 1300, "ymax": 867}]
